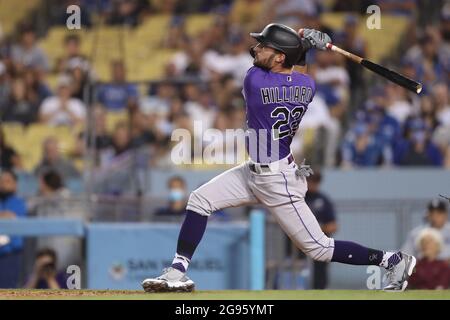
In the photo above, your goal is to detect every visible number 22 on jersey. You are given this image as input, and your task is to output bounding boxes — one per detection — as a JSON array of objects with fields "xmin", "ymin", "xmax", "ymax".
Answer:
[{"xmin": 271, "ymin": 106, "xmax": 307, "ymax": 140}]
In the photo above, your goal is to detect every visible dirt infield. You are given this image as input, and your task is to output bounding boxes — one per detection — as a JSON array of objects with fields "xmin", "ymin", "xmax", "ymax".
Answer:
[{"xmin": 1, "ymin": 289, "xmax": 450, "ymax": 300}]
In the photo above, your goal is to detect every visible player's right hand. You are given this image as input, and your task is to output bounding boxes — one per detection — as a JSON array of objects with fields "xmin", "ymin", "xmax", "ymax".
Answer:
[{"xmin": 298, "ymin": 28, "xmax": 332, "ymax": 51}]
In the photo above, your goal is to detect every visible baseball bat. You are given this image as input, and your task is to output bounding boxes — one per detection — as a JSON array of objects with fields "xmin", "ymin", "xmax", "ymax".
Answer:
[{"xmin": 297, "ymin": 29, "xmax": 422, "ymax": 94}]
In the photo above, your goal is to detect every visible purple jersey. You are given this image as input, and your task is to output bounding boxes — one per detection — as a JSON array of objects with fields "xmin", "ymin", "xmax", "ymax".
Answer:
[{"xmin": 243, "ymin": 66, "xmax": 316, "ymax": 162}]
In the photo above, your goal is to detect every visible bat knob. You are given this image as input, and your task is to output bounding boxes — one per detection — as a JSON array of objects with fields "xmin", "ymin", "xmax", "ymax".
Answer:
[
  {"xmin": 326, "ymin": 43, "xmax": 333, "ymax": 50},
  {"xmin": 298, "ymin": 28, "xmax": 304, "ymax": 37},
  {"xmin": 416, "ymin": 83, "xmax": 423, "ymax": 94}
]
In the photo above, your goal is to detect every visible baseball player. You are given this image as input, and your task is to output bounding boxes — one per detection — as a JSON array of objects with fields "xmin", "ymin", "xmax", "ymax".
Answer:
[{"xmin": 142, "ymin": 23, "xmax": 416, "ymax": 292}]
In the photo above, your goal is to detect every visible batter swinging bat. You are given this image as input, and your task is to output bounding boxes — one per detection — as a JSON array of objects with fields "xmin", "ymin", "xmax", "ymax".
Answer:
[{"xmin": 298, "ymin": 29, "xmax": 422, "ymax": 94}]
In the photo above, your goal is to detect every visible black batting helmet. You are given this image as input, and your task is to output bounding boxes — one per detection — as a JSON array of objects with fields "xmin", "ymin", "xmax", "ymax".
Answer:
[{"xmin": 250, "ymin": 23, "xmax": 304, "ymax": 66}]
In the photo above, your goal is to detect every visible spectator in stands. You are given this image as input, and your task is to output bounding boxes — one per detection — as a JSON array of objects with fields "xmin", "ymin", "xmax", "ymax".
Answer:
[
  {"xmin": 202, "ymin": 30, "xmax": 253, "ymax": 86},
  {"xmin": 34, "ymin": 136, "xmax": 80, "ymax": 180},
  {"xmin": 184, "ymin": 83, "xmax": 216, "ymax": 133},
  {"xmin": 340, "ymin": 122, "xmax": 391, "ymax": 168},
  {"xmin": 384, "ymin": 83, "xmax": 414, "ymax": 125},
  {"xmin": 360, "ymin": 98, "xmax": 401, "ymax": 151},
  {"xmin": 432, "ymin": 83, "xmax": 450, "ymax": 127},
  {"xmin": 140, "ymin": 81, "xmax": 176, "ymax": 116},
  {"xmin": 394, "ymin": 117, "xmax": 443, "ymax": 166},
  {"xmin": 39, "ymin": 75, "xmax": 86, "ymax": 127},
  {"xmin": 99, "ymin": 121, "xmax": 133, "ymax": 169},
  {"xmin": 1, "ymin": 76, "xmax": 40, "ymax": 125},
  {"xmin": 154, "ymin": 175, "xmax": 188, "ymax": 219},
  {"xmin": 54, "ymin": 34, "xmax": 94, "ymax": 100},
  {"xmin": 24, "ymin": 248, "xmax": 68, "ymax": 289},
  {"xmin": 168, "ymin": 38, "xmax": 207, "ymax": 81},
  {"xmin": 28, "ymin": 171, "xmax": 82, "ymax": 272},
  {"xmin": 408, "ymin": 228, "xmax": 450, "ymax": 289},
  {"xmin": 0, "ymin": 127, "xmax": 22, "ymax": 170},
  {"xmin": 72, "ymin": 105, "xmax": 113, "ymax": 163},
  {"xmin": 10, "ymin": 25, "xmax": 49, "ymax": 73},
  {"xmin": 130, "ymin": 110, "xmax": 158, "ymax": 148},
  {"xmin": 420, "ymin": 95, "xmax": 440, "ymax": 133},
  {"xmin": 23, "ymin": 68, "xmax": 52, "ymax": 106},
  {"xmin": 406, "ymin": 31, "xmax": 447, "ymax": 88},
  {"xmin": 305, "ymin": 170, "xmax": 337, "ymax": 289},
  {"xmin": 402, "ymin": 198, "xmax": 450, "ymax": 263},
  {"xmin": 0, "ymin": 170, "xmax": 27, "ymax": 288},
  {"xmin": 97, "ymin": 60, "xmax": 138, "ymax": 112}
]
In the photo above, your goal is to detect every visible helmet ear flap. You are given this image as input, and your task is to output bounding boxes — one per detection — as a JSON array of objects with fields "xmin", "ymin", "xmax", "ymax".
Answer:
[{"xmin": 249, "ymin": 45, "xmax": 256, "ymax": 58}]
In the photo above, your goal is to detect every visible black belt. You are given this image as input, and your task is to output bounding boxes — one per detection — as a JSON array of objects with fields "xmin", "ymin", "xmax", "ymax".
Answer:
[{"xmin": 249, "ymin": 154, "xmax": 294, "ymax": 173}]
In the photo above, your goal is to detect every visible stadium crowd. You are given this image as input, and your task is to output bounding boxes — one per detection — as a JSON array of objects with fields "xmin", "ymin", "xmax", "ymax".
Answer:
[{"xmin": 0, "ymin": 0, "xmax": 449, "ymax": 177}]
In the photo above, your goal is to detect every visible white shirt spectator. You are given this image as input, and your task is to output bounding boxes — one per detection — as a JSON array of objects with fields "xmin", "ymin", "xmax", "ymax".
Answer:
[
  {"xmin": 438, "ymin": 107, "xmax": 450, "ymax": 127},
  {"xmin": 386, "ymin": 100, "xmax": 412, "ymax": 124},
  {"xmin": 314, "ymin": 66, "xmax": 350, "ymax": 102},
  {"xmin": 39, "ymin": 96, "xmax": 86, "ymax": 126},
  {"xmin": 202, "ymin": 50, "xmax": 253, "ymax": 86}
]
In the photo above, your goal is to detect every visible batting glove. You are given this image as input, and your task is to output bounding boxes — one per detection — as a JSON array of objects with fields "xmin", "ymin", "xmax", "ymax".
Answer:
[
  {"xmin": 295, "ymin": 159, "xmax": 314, "ymax": 178},
  {"xmin": 300, "ymin": 29, "xmax": 332, "ymax": 51}
]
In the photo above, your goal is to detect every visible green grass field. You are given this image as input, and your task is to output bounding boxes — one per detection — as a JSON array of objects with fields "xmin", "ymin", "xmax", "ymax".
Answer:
[{"xmin": 1, "ymin": 290, "xmax": 450, "ymax": 300}]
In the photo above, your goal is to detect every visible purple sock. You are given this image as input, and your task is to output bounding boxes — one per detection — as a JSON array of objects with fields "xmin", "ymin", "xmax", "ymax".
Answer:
[
  {"xmin": 331, "ymin": 240, "xmax": 384, "ymax": 265},
  {"xmin": 171, "ymin": 210, "xmax": 207, "ymax": 272}
]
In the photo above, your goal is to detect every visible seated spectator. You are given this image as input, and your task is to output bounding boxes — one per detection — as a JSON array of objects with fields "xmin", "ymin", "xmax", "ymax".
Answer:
[
  {"xmin": 394, "ymin": 117, "xmax": 442, "ymax": 166},
  {"xmin": 39, "ymin": 75, "xmax": 86, "ymax": 127},
  {"xmin": 99, "ymin": 122, "xmax": 133, "ymax": 169},
  {"xmin": 10, "ymin": 25, "xmax": 49, "ymax": 74},
  {"xmin": 1, "ymin": 76, "xmax": 40, "ymax": 125},
  {"xmin": 0, "ymin": 170, "xmax": 27, "ymax": 288},
  {"xmin": 24, "ymin": 248, "xmax": 68, "ymax": 289},
  {"xmin": 154, "ymin": 176, "xmax": 188, "ymax": 219},
  {"xmin": 0, "ymin": 127, "xmax": 22, "ymax": 170},
  {"xmin": 34, "ymin": 136, "xmax": 80, "ymax": 180},
  {"xmin": 97, "ymin": 60, "xmax": 138, "ymax": 112},
  {"xmin": 362, "ymin": 101, "xmax": 401, "ymax": 150},
  {"xmin": 130, "ymin": 110, "xmax": 158, "ymax": 148},
  {"xmin": 384, "ymin": 83, "xmax": 413, "ymax": 125},
  {"xmin": 166, "ymin": 38, "xmax": 206, "ymax": 81},
  {"xmin": 55, "ymin": 34, "xmax": 92, "ymax": 77},
  {"xmin": 140, "ymin": 81, "xmax": 176, "ymax": 116},
  {"xmin": 202, "ymin": 30, "xmax": 253, "ymax": 86},
  {"xmin": 408, "ymin": 228, "xmax": 450, "ymax": 290},
  {"xmin": 71, "ymin": 105, "xmax": 113, "ymax": 162},
  {"xmin": 340, "ymin": 122, "xmax": 391, "ymax": 168},
  {"xmin": 402, "ymin": 198, "xmax": 450, "ymax": 262},
  {"xmin": 23, "ymin": 68, "xmax": 52, "ymax": 106},
  {"xmin": 432, "ymin": 83, "xmax": 450, "ymax": 127}
]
